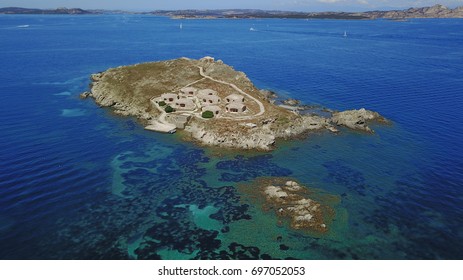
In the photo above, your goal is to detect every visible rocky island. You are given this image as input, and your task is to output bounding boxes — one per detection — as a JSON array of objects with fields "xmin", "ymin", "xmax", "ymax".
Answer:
[
  {"xmin": 261, "ymin": 179, "xmax": 334, "ymax": 233},
  {"xmin": 83, "ymin": 57, "xmax": 387, "ymax": 150},
  {"xmin": 238, "ymin": 177, "xmax": 339, "ymax": 234}
]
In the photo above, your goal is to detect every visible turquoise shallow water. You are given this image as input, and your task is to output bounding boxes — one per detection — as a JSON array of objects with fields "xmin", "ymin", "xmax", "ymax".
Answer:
[{"xmin": 0, "ymin": 15, "xmax": 462, "ymax": 259}]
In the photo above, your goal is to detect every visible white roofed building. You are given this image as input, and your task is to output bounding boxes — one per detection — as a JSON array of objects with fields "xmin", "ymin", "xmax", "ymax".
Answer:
[
  {"xmin": 197, "ymin": 89, "xmax": 218, "ymax": 98},
  {"xmin": 180, "ymin": 87, "xmax": 198, "ymax": 97},
  {"xmin": 200, "ymin": 95, "xmax": 221, "ymax": 105},
  {"xmin": 225, "ymin": 94, "xmax": 245, "ymax": 103},
  {"xmin": 226, "ymin": 102, "xmax": 247, "ymax": 113},
  {"xmin": 161, "ymin": 93, "xmax": 179, "ymax": 102},
  {"xmin": 200, "ymin": 56, "xmax": 215, "ymax": 63},
  {"xmin": 174, "ymin": 98, "xmax": 196, "ymax": 111}
]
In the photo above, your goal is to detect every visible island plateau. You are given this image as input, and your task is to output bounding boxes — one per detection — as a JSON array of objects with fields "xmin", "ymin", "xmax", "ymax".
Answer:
[{"xmin": 83, "ymin": 57, "xmax": 387, "ymax": 150}]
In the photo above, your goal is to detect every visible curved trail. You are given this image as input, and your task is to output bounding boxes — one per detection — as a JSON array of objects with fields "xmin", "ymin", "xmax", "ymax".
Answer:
[
  {"xmin": 198, "ymin": 66, "xmax": 266, "ymax": 118},
  {"xmin": 149, "ymin": 66, "xmax": 267, "ymax": 129}
]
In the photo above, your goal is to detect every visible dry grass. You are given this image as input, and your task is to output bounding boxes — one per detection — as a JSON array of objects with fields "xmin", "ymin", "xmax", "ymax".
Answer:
[
  {"xmin": 95, "ymin": 57, "xmax": 298, "ymax": 130},
  {"xmin": 100, "ymin": 59, "xmax": 203, "ymax": 109}
]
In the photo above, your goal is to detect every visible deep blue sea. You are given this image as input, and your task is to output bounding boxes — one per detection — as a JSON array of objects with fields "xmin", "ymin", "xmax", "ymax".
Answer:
[{"xmin": 1, "ymin": 15, "xmax": 462, "ymax": 259}]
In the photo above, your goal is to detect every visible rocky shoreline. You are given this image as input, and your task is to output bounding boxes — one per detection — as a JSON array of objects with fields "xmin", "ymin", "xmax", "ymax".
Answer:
[{"xmin": 83, "ymin": 57, "xmax": 388, "ymax": 150}]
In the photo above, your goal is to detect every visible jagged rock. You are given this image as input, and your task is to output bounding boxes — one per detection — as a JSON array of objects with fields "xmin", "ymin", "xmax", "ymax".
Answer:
[
  {"xmin": 259, "ymin": 89, "xmax": 278, "ymax": 101},
  {"xmin": 261, "ymin": 179, "xmax": 332, "ymax": 233},
  {"xmin": 283, "ymin": 98, "xmax": 300, "ymax": 106},
  {"xmin": 261, "ymin": 118, "xmax": 276, "ymax": 125},
  {"xmin": 185, "ymin": 123, "xmax": 276, "ymax": 151},
  {"xmin": 330, "ymin": 108, "xmax": 387, "ymax": 132},
  {"xmin": 264, "ymin": 186, "xmax": 289, "ymax": 199},
  {"xmin": 79, "ymin": 91, "xmax": 91, "ymax": 99},
  {"xmin": 285, "ymin": 180, "xmax": 302, "ymax": 191}
]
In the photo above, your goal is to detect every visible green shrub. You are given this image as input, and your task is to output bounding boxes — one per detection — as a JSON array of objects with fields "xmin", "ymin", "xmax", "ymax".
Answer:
[
  {"xmin": 202, "ymin": 111, "xmax": 214, "ymax": 118},
  {"xmin": 158, "ymin": 101, "xmax": 166, "ymax": 106},
  {"xmin": 165, "ymin": 105, "xmax": 174, "ymax": 113}
]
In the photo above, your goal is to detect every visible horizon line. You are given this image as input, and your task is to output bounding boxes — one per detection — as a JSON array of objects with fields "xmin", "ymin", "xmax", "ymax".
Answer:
[{"xmin": 1, "ymin": 4, "xmax": 461, "ymax": 14}]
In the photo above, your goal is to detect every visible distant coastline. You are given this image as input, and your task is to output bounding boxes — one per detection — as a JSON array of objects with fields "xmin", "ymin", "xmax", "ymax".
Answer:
[
  {"xmin": 0, "ymin": 7, "xmax": 93, "ymax": 15},
  {"xmin": 1, "ymin": 4, "xmax": 462, "ymax": 19},
  {"xmin": 152, "ymin": 5, "xmax": 463, "ymax": 20}
]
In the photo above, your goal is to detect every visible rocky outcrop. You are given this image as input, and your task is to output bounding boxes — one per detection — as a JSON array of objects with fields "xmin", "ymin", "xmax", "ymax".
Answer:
[
  {"xmin": 185, "ymin": 123, "xmax": 276, "ymax": 150},
  {"xmin": 89, "ymin": 72, "xmax": 153, "ymax": 120},
  {"xmin": 282, "ymin": 98, "xmax": 300, "ymax": 106},
  {"xmin": 183, "ymin": 114, "xmax": 332, "ymax": 150},
  {"xmin": 331, "ymin": 108, "xmax": 386, "ymax": 132},
  {"xmin": 79, "ymin": 91, "xmax": 91, "ymax": 99},
  {"xmin": 183, "ymin": 108, "xmax": 385, "ymax": 149},
  {"xmin": 262, "ymin": 180, "xmax": 332, "ymax": 233},
  {"xmin": 258, "ymin": 89, "xmax": 278, "ymax": 102}
]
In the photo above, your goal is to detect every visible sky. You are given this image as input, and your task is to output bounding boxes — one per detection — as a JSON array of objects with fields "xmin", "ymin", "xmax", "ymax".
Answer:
[{"xmin": 1, "ymin": 0, "xmax": 462, "ymax": 12}]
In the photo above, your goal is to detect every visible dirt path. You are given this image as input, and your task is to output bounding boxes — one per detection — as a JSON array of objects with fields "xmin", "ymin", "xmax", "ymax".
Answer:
[
  {"xmin": 149, "ymin": 66, "xmax": 267, "ymax": 126},
  {"xmin": 198, "ymin": 66, "xmax": 266, "ymax": 119}
]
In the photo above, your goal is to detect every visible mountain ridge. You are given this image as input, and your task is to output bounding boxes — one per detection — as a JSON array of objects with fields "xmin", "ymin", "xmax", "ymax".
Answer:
[
  {"xmin": 1, "ymin": 4, "xmax": 462, "ymax": 19},
  {"xmin": 150, "ymin": 4, "xmax": 463, "ymax": 19},
  {"xmin": 0, "ymin": 7, "xmax": 94, "ymax": 14}
]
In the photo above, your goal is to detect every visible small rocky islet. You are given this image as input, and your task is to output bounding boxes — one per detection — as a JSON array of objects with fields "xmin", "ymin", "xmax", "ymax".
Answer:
[
  {"xmin": 257, "ymin": 178, "xmax": 336, "ymax": 234},
  {"xmin": 82, "ymin": 56, "xmax": 388, "ymax": 151}
]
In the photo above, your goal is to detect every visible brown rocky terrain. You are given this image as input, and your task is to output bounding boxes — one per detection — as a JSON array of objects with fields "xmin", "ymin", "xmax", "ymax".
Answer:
[
  {"xmin": 84, "ymin": 57, "xmax": 387, "ymax": 150},
  {"xmin": 239, "ymin": 177, "xmax": 338, "ymax": 234}
]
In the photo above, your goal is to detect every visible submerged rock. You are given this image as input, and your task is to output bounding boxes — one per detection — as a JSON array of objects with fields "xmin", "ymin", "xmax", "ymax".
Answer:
[{"xmin": 256, "ymin": 179, "xmax": 336, "ymax": 234}]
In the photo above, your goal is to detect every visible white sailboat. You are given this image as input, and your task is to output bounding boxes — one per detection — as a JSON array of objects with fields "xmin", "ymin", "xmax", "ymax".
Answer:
[
  {"xmin": 343, "ymin": 31, "xmax": 347, "ymax": 37},
  {"xmin": 180, "ymin": 23, "xmax": 183, "ymax": 29}
]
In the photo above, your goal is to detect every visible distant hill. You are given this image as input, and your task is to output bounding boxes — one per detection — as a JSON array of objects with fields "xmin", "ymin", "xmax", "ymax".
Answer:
[
  {"xmin": 0, "ymin": 7, "xmax": 95, "ymax": 14},
  {"xmin": 150, "ymin": 9, "xmax": 370, "ymax": 20},
  {"xmin": 366, "ymin": 4, "xmax": 463, "ymax": 19},
  {"xmin": 151, "ymin": 4, "xmax": 463, "ymax": 19},
  {"xmin": 1, "ymin": 4, "xmax": 462, "ymax": 19}
]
